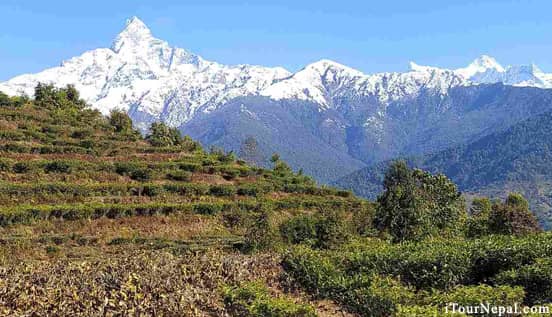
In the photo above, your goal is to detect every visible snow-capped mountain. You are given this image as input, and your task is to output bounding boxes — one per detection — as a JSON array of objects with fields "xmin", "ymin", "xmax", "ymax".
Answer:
[
  {"xmin": 455, "ymin": 55, "xmax": 552, "ymax": 88},
  {"xmin": 4, "ymin": 16, "xmax": 552, "ymax": 184},
  {"xmin": 3, "ymin": 16, "xmax": 552, "ymax": 133},
  {"xmin": 0, "ymin": 17, "xmax": 290, "ymax": 129},
  {"xmin": 261, "ymin": 59, "xmax": 465, "ymax": 108}
]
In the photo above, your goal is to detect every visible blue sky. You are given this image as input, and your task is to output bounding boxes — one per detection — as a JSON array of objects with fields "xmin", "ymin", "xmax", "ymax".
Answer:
[{"xmin": 1, "ymin": 0, "xmax": 552, "ymax": 80}]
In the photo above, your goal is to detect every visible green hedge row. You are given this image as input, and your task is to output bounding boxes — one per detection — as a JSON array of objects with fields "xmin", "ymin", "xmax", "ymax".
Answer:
[
  {"xmin": 0, "ymin": 182, "xmax": 293, "ymax": 200},
  {"xmin": 223, "ymin": 281, "xmax": 316, "ymax": 317},
  {"xmin": 343, "ymin": 234, "xmax": 552, "ymax": 291},
  {"xmin": 0, "ymin": 201, "xmax": 262, "ymax": 226},
  {"xmin": 282, "ymin": 244, "xmax": 530, "ymax": 317}
]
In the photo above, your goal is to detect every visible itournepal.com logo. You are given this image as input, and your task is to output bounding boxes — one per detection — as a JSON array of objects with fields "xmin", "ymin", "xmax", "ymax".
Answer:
[{"xmin": 445, "ymin": 302, "xmax": 551, "ymax": 316}]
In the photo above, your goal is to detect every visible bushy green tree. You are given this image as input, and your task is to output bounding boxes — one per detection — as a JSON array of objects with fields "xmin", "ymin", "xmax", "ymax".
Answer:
[
  {"xmin": 109, "ymin": 109, "xmax": 134, "ymax": 133},
  {"xmin": 0, "ymin": 92, "xmax": 10, "ymax": 107},
  {"xmin": 375, "ymin": 161, "xmax": 465, "ymax": 242},
  {"xmin": 465, "ymin": 197, "xmax": 492, "ymax": 237},
  {"xmin": 271, "ymin": 153, "xmax": 292, "ymax": 176},
  {"xmin": 467, "ymin": 193, "xmax": 541, "ymax": 237},
  {"xmin": 488, "ymin": 193, "xmax": 541, "ymax": 235},
  {"xmin": 146, "ymin": 122, "xmax": 182, "ymax": 147},
  {"xmin": 34, "ymin": 83, "xmax": 86, "ymax": 109}
]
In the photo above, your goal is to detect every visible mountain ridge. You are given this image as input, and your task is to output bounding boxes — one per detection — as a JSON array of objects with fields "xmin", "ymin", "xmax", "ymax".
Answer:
[{"xmin": 2, "ymin": 17, "xmax": 552, "ymax": 131}]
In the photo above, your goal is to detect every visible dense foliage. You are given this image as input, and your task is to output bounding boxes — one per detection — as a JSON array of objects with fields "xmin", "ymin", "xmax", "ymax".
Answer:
[{"xmin": 375, "ymin": 161, "xmax": 465, "ymax": 242}]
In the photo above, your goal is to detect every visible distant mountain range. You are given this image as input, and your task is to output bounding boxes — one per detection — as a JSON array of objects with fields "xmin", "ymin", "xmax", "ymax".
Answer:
[{"xmin": 3, "ymin": 17, "xmax": 552, "ymax": 211}]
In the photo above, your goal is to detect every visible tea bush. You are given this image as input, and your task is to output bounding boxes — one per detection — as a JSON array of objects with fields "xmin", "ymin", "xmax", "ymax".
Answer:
[
  {"xmin": 281, "ymin": 246, "xmax": 415, "ymax": 317},
  {"xmin": 209, "ymin": 185, "xmax": 237, "ymax": 197},
  {"xmin": 493, "ymin": 258, "xmax": 552, "ymax": 305},
  {"xmin": 166, "ymin": 170, "xmax": 192, "ymax": 182},
  {"xmin": 280, "ymin": 215, "xmax": 318, "ymax": 246},
  {"xmin": 43, "ymin": 161, "xmax": 72, "ymax": 173},
  {"xmin": 223, "ymin": 281, "xmax": 316, "ymax": 317},
  {"xmin": 12, "ymin": 162, "xmax": 31, "ymax": 173}
]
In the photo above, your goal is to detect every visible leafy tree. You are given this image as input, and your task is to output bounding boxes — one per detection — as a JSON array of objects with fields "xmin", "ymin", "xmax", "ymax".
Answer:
[
  {"xmin": 0, "ymin": 92, "xmax": 10, "ymax": 107},
  {"xmin": 109, "ymin": 109, "xmax": 134, "ymax": 133},
  {"xmin": 271, "ymin": 153, "xmax": 293, "ymax": 176},
  {"xmin": 375, "ymin": 161, "xmax": 465, "ymax": 242},
  {"xmin": 465, "ymin": 197, "xmax": 493, "ymax": 237},
  {"xmin": 34, "ymin": 83, "xmax": 86, "ymax": 109},
  {"xmin": 146, "ymin": 122, "xmax": 182, "ymax": 147},
  {"xmin": 488, "ymin": 193, "xmax": 541, "ymax": 235},
  {"xmin": 467, "ymin": 194, "xmax": 541, "ymax": 237}
]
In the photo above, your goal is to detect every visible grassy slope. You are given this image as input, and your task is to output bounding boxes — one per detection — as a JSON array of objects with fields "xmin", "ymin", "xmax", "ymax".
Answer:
[{"xmin": 0, "ymin": 96, "xmax": 361, "ymax": 316}]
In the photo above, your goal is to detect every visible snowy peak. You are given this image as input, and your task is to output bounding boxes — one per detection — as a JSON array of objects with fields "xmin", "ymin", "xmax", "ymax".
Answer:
[
  {"xmin": 303, "ymin": 59, "xmax": 365, "ymax": 77},
  {"xmin": 456, "ymin": 55, "xmax": 504, "ymax": 79},
  {"xmin": 112, "ymin": 16, "xmax": 154, "ymax": 52},
  {"xmin": 261, "ymin": 59, "xmax": 369, "ymax": 106},
  {"xmin": 409, "ymin": 61, "xmax": 443, "ymax": 73}
]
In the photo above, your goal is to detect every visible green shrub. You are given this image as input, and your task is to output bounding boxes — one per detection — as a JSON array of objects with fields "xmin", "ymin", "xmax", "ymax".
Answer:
[
  {"xmin": 280, "ymin": 210, "xmax": 350, "ymax": 250},
  {"xmin": 425, "ymin": 284, "xmax": 525, "ymax": 316},
  {"xmin": 282, "ymin": 246, "xmax": 345, "ymax": 297},
  {"xmin": 44, "ymin": 161, "xmax": 72, "ymax": 173},
  {"xmin": 221, "ymin": 167, "xmax": 240, "ymax": 180},
  {"xmin": 487, "ymin": 193, "xmax": 542, "ymax": 236},
  {"xmin": 468, "ymin": 234, "xmax": 552, "ymax": 283},
  {"xmin": 129, "ymin": 168, "xmax": 152, "ymax": 181},
  {"xmin": 345, "ymin": 239, "xmax": 471, "ymax": 290},
  {"xmin": 237, "ymin": 183, "xmax": 273, "ymax": 197},
  {"xmin": 340, "ymin": 275, "xmax": 415, "ymax": 317},
  {"xmin": 141, "ymin": 185, "xmax": 162, "ymax": 197},
  {"xmin": 282, "ymin": 247, "xmax": 415, "ymax": 317},
  {"xmin": 223, "ymin": 281, "xmax": 316, "ymax": 317},
  {"xmin": 178, "ymin": 162, "xmax": 201, "ymax": 172},
  {"xmin": 146, "ymin": 122, "xmax": 182, "ymax": 147},
  {"xmin": 12, "ymin": 162, "xmax": 31, "ymax": 173},
  {"xmin": 352, "ymin": 203, "xmax": 376, "ymax": 236},
  {"xmin": 493, "ymin": 258, "xmax": 552, "ymax": 305},
  {"xmin": 209, "ymin": 185, "xmax": 237, "ymax": 197},
  {"xmin": 244, "ymin": 211, "xmax": 279, "ymax": 252},
  {"xmin": 70, "ymin": 129, "xmax": 93, "ymax": 139},
  {"xmin": 163, "ymin": 183, "xmax": 209, "ymax": 196},
  {"xmin": 109, "ymin": 109, "xmax": 134, "ymax": 133},
  {"xmin": 0, "ymin": 158, "xmax": 13, "ymax": 171},
  {"xmin": 375, "ymin": 161, "xmax": 466, "ymax": 242},
  {"xmin": 280, "ymin": 215, "xmax": 318, "ymax": 246},
  {"xmin": 192, "ymin": 203, "xmax": 224, "ymax": 215},
  {"xmin": 397, "ymin": 305, "xmax": 465, "ymax": 317},
  {"xmin": 166, "ymin": 170, "xmax": 192, "ymax": 182},
  {"xmin": 315, "ymin": 210, "xmax": 350, "ymax": 250},
  {"xmin": 237, "ymin": 184, "xmax": 261, "ymax": 197}
]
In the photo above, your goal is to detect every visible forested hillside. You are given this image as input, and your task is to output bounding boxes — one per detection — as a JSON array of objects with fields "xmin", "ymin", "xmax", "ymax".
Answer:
[
  {"xmin": 336, "ymin": 110, "xmax": 552, "ymax": 229},
  {"xmin": 1, "ymin": 85, "xmax": 551, "ymax": 316}
]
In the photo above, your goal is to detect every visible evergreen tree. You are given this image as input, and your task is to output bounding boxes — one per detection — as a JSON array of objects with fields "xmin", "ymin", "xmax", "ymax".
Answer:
[
  {"xmin": 375, "ymin": 161, "xmax": 465, "ymax": 242},
  {"xmin": 109, "ymin": 109, "xmax": 134, "ymax": 133},
  {"xmin": 146, "ymin": 122, "xmax": 182, "ymax": 147}
]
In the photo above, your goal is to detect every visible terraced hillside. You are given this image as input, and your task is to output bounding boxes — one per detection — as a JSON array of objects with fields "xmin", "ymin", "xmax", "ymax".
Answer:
[{"xmin": 0, "ymin": 86, "xmax": 364, "ymax": 316}]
